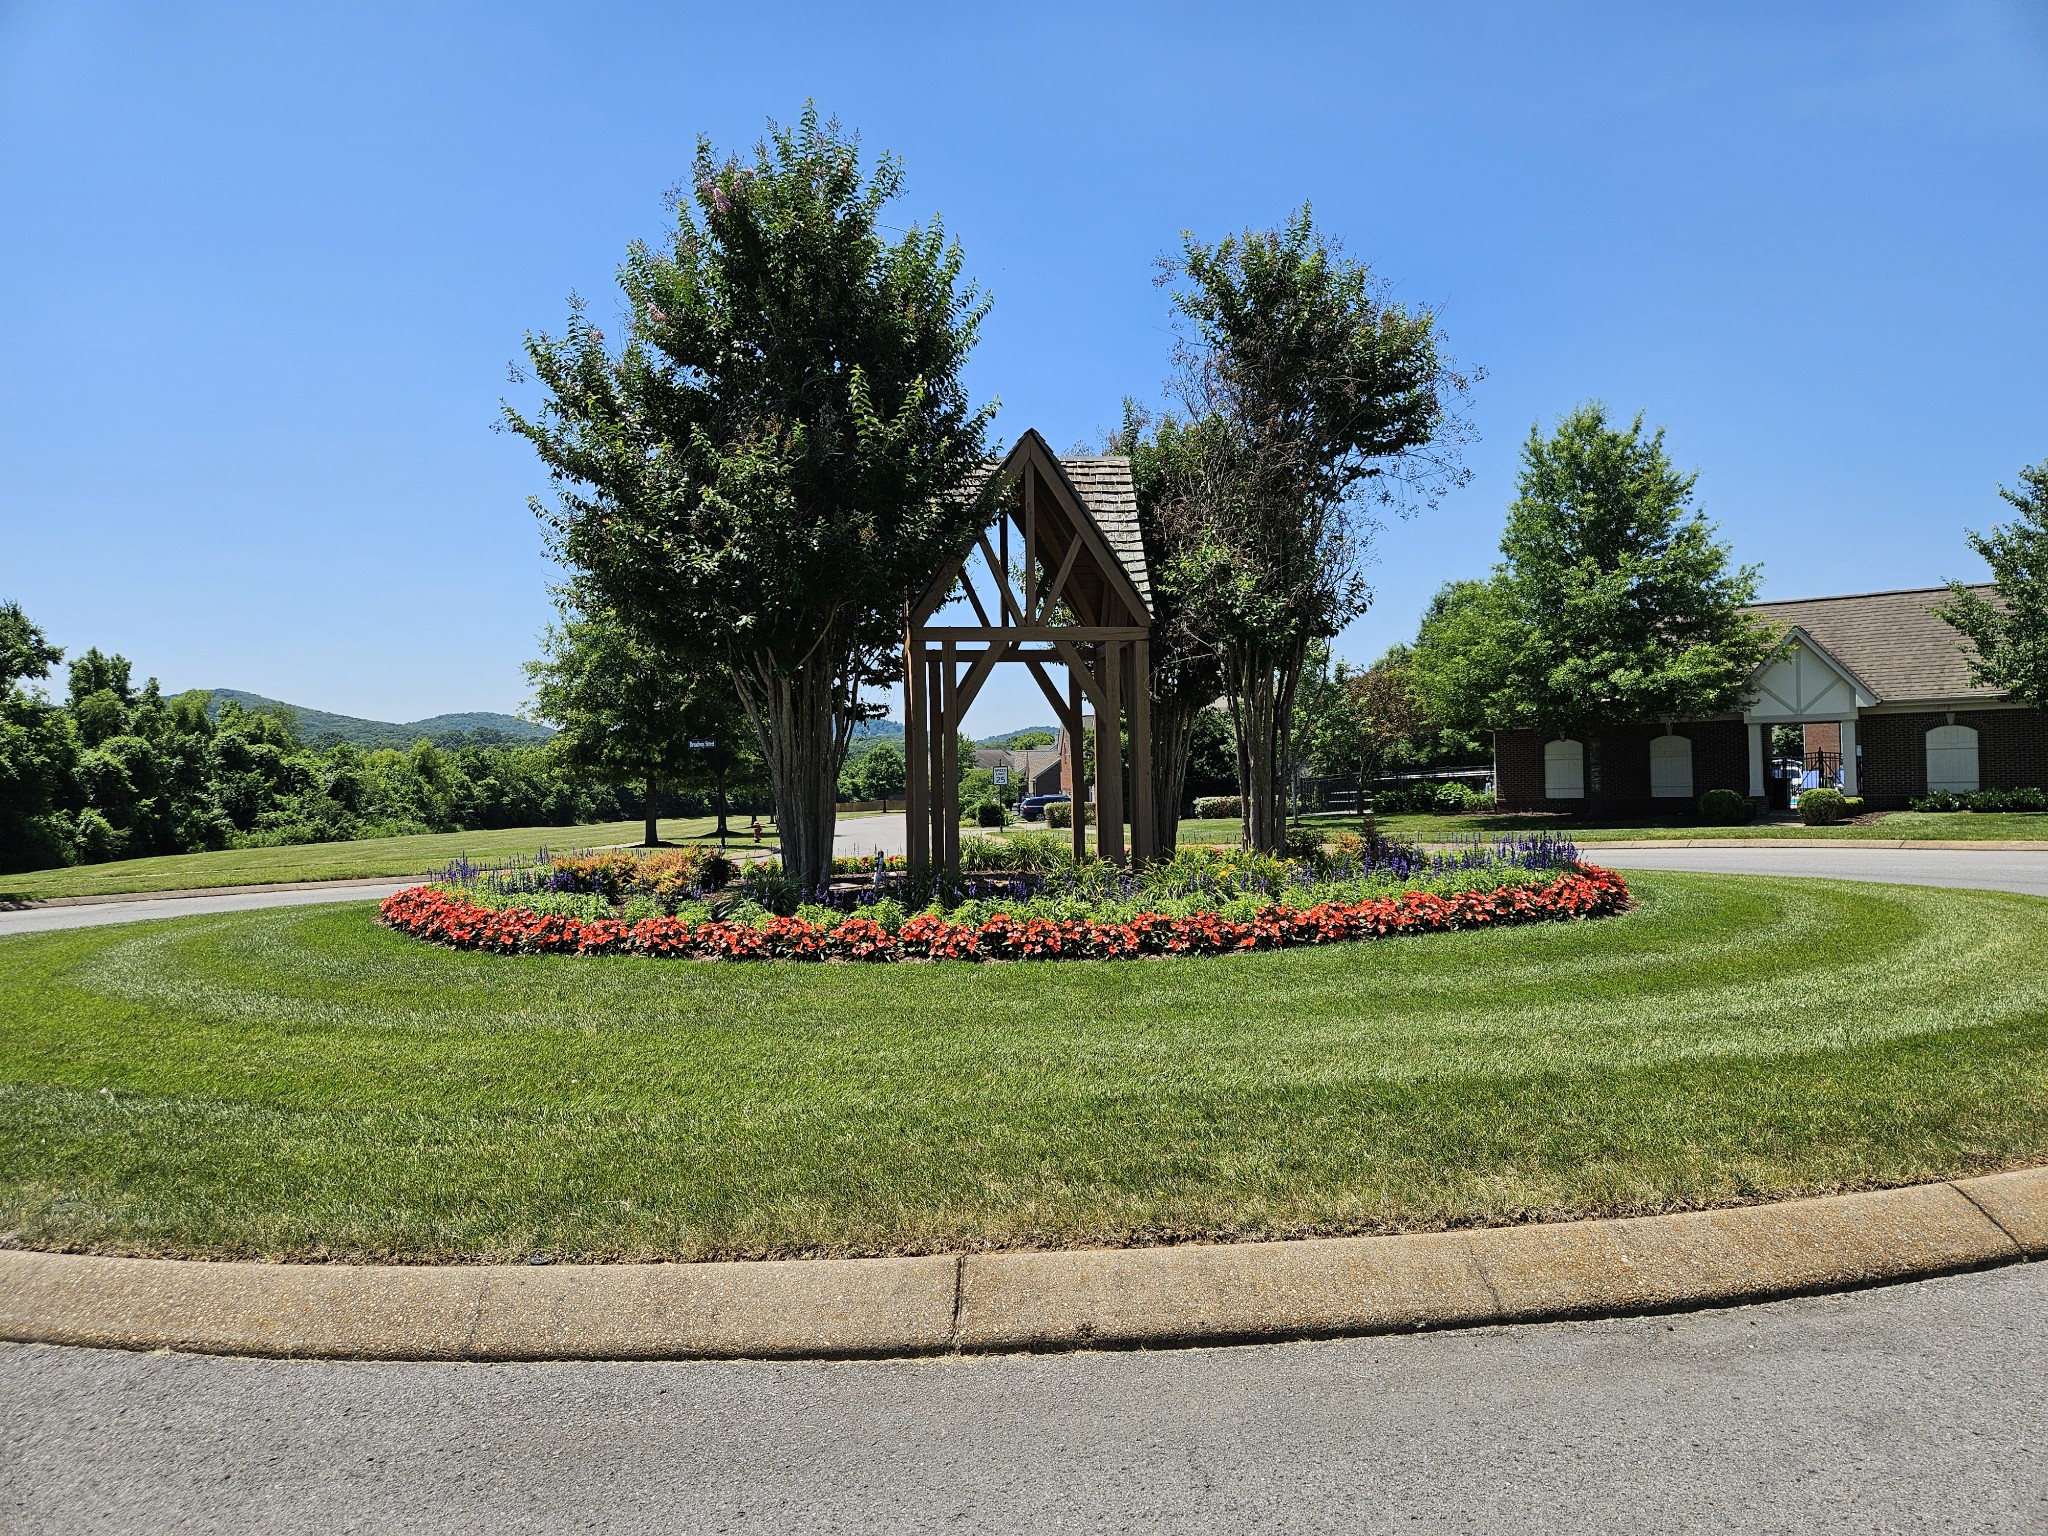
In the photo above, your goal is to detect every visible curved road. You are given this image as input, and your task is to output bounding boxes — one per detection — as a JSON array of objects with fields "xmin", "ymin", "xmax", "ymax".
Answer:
[
  {"xmin": 8, "ymin": 837, "xmax": 2048, "ymax": 937},
  {"xmin": 6, "ymin": 1264, "xmax": 2044, "ymax": 1533},
  {"xmin": 6, "ymin": 839, "xmax": 2046, "ymax": 1529}
]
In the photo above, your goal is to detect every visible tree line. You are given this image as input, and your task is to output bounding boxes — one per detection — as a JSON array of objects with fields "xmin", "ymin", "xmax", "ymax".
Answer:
[{"xmin": 0, "ymin": 607, "xmax": 740, "ymax": 874}]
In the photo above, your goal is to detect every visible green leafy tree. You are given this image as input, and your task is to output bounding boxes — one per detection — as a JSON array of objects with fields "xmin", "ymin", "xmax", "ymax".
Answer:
[
  {"xmin": 507, "ymin": 106, "xmax": 995, "ymax": 889},
  {"xmin": 0, "ymin": 602, "xmax": 79, "ymax": 871},
  {"xmin": 864, "ymin": 740, "xmax": 907, "ymax": 800},
  {"xmin": 1107, "ymin": 401, "xmax": 1230, "ymax": 852},
  {"xmin": 1409, "ymin": 404, "xmax": 1776, "ymax": 810},
  {"xmin": 526, "ymin": 592, "xmax": 744, "ymax": 847},
  {"xmin": 1938, "ymin": 460, "xmax": 2048, "ymax": 708},
  {"xmin": 1162, "ymin": 208, "xmax": 1474, "ymax": 850}
]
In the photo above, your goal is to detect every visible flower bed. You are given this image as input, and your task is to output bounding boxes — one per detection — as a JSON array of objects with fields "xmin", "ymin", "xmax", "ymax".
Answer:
[{"xmin": 380, "ymin": 864, "xmax": 1631, "ymax": 963}]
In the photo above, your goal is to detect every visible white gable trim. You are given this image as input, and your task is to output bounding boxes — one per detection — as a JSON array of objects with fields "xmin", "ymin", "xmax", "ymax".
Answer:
[{"xmin": 1742, "ymin": 629, "xmax": 1879, "ymax": 723}]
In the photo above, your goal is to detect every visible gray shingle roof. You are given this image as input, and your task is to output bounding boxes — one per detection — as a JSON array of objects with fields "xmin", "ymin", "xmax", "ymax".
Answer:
[
  {"xmin": 1050, "ymin": 455, "xmax": 1152, "ymax": 611},
  {"xmin": 1750, "ymin": 585, "xmax": 1995, "ymax": 704}
]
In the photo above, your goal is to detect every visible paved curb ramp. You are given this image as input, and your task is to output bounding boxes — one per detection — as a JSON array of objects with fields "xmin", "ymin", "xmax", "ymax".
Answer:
[{"xmin": 3, "ymin": 1168, "xmax": 2041, "ymax": 1362}]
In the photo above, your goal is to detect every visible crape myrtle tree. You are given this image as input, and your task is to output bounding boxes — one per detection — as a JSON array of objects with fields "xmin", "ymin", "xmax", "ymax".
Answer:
[
  {"xmin": 1938, "ymin": 459, "xmax": 2048, "ymax": 707},
  {"xmin": 507, "ymin": 107, "xmax": 996, "ymax": 890},
  {"xmin": 1105, "ymin": 401, "xmax": 1228, "ymax": 853},
  {"xmin": 1409, "ymin": 403, "xmax": 1777, "ymax": 813},
  {"xmin": 1162, "ymin": 207, "xmax": 1475, "ymax": 852},
  {"xmin": 525, "ymin": 587, "xmax": 754, "ymax": 847}
]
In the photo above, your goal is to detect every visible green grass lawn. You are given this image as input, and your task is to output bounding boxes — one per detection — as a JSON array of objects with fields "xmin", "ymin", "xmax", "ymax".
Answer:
[
  {"xmin": 3, "ymin": 870, "xmax": 2045, "ymax": 1263},
  {"xmin": 0, "ymin": 817, "xmax": 779, "ymax": 903},
  {"xmin": 1169, "ymin": 811, "xmax": 2048, "ymax": 845}
]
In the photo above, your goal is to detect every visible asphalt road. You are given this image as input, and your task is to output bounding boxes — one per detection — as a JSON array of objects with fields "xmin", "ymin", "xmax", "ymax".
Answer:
[
  {"xmin": 1588, "ymin": 843, "xmax": 2048, "ymax": 896},
  {"xmin": 6, "ymin": 1263, "xmax": 2043, "ymax": 1534}
]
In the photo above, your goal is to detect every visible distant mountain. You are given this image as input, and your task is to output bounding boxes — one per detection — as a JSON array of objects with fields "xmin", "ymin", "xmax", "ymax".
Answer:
[
  {"xmin": 205, "ymin": 689, "xmax": 554, "ymax": 750},
  {"xmin": 977, "ymin": 725, "xmax": 1060, "ymax": 748},
  {"xmin": 852, "ymin": 718, "xmax": 905, "ymax": 742}
]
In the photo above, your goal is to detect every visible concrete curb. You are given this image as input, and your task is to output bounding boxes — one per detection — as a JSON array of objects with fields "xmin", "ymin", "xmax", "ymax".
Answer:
[{"xmin": 3, "ymin": 1168, "xmax": 2041, "ymax": 1362}]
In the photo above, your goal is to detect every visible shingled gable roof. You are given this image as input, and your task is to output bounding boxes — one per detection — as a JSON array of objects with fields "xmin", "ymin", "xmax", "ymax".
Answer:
[
  {"xmin": 1044, "ymin": 454, "xmax": 1152, "ymax": 610},
  {"xmin": 941, "ymin": 433, "xmax": 1151, "ymax": 619},
  {"xmin": 1749, "ymin": 585, "xmax": 1996, "ymax": 705}
]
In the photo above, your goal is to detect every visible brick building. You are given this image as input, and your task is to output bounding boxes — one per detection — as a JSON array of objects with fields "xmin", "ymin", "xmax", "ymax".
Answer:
[{"xmin": 1493, "ymin": 586, "xmax": 2046, "ymax": 813}]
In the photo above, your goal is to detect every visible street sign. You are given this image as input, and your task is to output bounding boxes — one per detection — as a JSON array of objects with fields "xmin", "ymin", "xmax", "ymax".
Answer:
[{"xmin": 992, "ymin": 766, "xmax": 1009, "ymax": 786}]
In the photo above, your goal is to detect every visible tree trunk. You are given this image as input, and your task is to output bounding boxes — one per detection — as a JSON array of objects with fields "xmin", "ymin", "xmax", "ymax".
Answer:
[
  {"xmin": 1223, "ymin": 642, "xmax": 1304, "ymax": 854},
  {"xmin": 1227, "ymin": 661, "xmax": 1284, "ymax": 852},
  {"xmin": 643, "ymin": 777, "xmax": 660, "ymax": 848},
  {"xmin": 1148, "ymin": 696, "xmax": 1202, "ymax": 856},
  {"xmin": 714, "ymin": 769, "xmax": 729, "ymax": 839},
  {"xmin": 731, "ymin": 648, "xmax": 851, "ymax": 894}
]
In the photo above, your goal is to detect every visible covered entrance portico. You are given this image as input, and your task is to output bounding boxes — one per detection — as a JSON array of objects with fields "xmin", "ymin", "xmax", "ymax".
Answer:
[{"xmin": 1742, "ymin": 629, "xmax": 1877, "ymax": 801}]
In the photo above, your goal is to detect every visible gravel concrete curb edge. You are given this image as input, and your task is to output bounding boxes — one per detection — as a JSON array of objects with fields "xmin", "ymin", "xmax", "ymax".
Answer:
[{"xmin": 3, "ymin": 1168, "xmax": 2042, "ymax": 1361}]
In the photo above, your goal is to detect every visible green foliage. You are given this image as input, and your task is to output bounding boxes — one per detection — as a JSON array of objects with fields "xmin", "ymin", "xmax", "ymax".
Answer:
[
  {"xmin": 1798, "ymin": 787, "xmax": 1849, "ymax": 825},
  {"xmin": 1160, "ymin": 207, "xmax": 1473, "ymax": 852},
  {"xmin": 525, "ymin": 585, "xmax": 761, "ymax": 840},
  {"xmin": 506, "ymin": 105, "xmax": 995, "ymax": 888},
  {"xmin": 1937, "ymin": 461, "xmax": 2048, "ymax": 709},
  {"xmin": 1410, "ymin": 404, "xmax": 1777, "ymax": 741},
  {"xmin": 1193, "ymin": 795, "xmax": 1243, "ymax": 819},
  {"xmin": 978, "ymin": 727, "xmax": 1055, "ymax": 750},
  {"xmin": 839, "ymin": 738, "xmax": 905, "ymax": 801},
  {"xmin": 1912, "ymin": 786, "xmax": 2047, "ymax": 813},
  {"xmin": 0, "ymin": 601, "xmax": 78, "ymax": 871},
  {"xmin": 1698, "ymin": 787, "xmax": 1755, "ymax": 825},
  {"xmin": 0, "ymin": 604, "xmax": 686, "ymax": 874},
  {"xmin": 972, "ymin": 798, "xmax": 1008, "ymax": 828}
]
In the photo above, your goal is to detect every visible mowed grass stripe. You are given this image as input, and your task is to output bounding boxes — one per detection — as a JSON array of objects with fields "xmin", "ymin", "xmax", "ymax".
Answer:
[{"xmin": 1, "ymin": 870, "xmax": 2044, "ymax": 1262}]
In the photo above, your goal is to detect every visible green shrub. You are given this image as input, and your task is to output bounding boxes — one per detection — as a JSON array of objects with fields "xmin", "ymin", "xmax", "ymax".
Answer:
[
  {"xmin": 1192, "ymin": 795, "xmax": 1242, "ymax": 819},
  {"xmin": 1843, "ymin": 797, "xmax": 1865, "ymax": 816},
  {"xmin": 1283, "ymin": 824, "xmax": 1325, "ymax": 861},
  {"xmin": 972, "ymin": 798, "xmax": 1008, "ymax": 828},
  {"xmin": 1048, "ymin": 799, "xmax": 1090, "ymax": 828},
  {"xmin": 1697, "ymin": 787, "xmax": 1755, "ymax": 825},
  {"xmin": 1798, "ymin": 787, "xmax": 1848, "ymax": 825},
  {"xmin": 1431, "ymin": 782, "xmax": 1495, "ymax": 814},
  {"xmin": 1911, "ymin": 790, "xmax": 1966, "ymax": 812}
]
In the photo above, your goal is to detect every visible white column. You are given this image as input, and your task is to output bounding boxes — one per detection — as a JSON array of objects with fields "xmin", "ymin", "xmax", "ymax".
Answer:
[
  {"xmin": 1747, "ymin": 723, "xmax": 1766, "ymax": 798},
  {"xmin": 1839, "ymin": 717, "xmax": 1859, "ymax": 796}
]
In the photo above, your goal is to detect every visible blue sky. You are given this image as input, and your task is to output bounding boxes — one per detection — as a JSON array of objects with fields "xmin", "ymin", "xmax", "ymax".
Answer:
[{"xmin": 3, "ymin": 2, "xmax": 2044, "ymax": 736}]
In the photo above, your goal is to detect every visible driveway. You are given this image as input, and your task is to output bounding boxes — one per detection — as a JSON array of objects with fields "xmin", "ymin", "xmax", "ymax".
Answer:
[{"xmin": 6, "ymin": 1263, "xmax": 2043, "ymax": 1533}]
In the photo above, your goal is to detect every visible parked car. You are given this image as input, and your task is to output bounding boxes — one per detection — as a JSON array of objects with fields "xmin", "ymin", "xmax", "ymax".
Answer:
[{"xmin": 1017, "ymin": 793, "xmax": 1070, "ymax": 822}]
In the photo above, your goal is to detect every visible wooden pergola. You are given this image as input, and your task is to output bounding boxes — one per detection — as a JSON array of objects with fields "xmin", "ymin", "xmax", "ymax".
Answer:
[{"xmin": 904, "ymin": 430, "xmax": 1156, "ymax": 879}]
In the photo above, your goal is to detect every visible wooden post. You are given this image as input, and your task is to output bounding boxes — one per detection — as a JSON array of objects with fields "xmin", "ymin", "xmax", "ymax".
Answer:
[
  {"xmin": 1097, "ymin": 641, "xmax": 1125, "ymax": 866},
  {"xmin": 1130, "ymin": 637, "xmax": 1154, "ymax": 864},
  {"xmin": 941, "ymin": 641, "xmax": 960, "ymax": 881},
  {"xmin": 904, "ymin": 628, "xmax": 928, "ymax": 872},
  {"xmin": 926, "ymin": 655, "xmax": 946, "ymax": 872},
  {"xmin": 1067, "ymin": 667, "xmax": 1086, "ymax": 864}
]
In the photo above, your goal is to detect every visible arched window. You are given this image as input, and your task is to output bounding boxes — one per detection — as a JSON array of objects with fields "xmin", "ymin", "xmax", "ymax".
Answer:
[
  {"xmin": 1543, "ymin": 738, "xmax": 1585, "ymax": 800},
  {"xmin": 1649, "ymin": 734, "xmax": 1694, "ymax": 799},
  {"xmin": 1925, "ymin": 724, "xmax": 1980, "ymax": 794}
]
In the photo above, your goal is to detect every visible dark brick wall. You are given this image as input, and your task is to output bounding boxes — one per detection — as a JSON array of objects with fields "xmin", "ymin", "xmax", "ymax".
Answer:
[
  {"xmin": 1858, "ymin": 708, "xmax": 2048, "ymax": 808},
  {"xmin": 1494, "ymin": 721, "xmax": 1748, "ymax": 814}
]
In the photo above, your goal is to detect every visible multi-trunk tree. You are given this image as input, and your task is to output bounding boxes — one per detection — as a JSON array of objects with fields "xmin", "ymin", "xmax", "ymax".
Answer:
[
  {"xmin": 1938, "ymin": 459, "xmax": 2048, "ymax": 709},
  {"xmin": 1409, "ymin": 403, "xmax": 1777, "ymax": 810},
  {"xmin": 507, "ymin": 107, "xmax": 995, "ymax": 890},
  {"xmin": 1160, "ymin": 207, "xmax": 1474, "ymax": 852}
]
